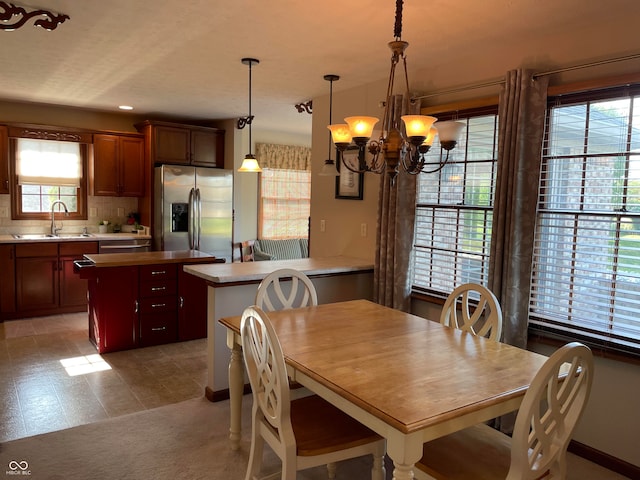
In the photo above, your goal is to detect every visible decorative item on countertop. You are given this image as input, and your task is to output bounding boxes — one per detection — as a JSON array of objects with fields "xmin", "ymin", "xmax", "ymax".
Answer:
[
  {"xmin": 127, "ymin": 212, "xmax": 140, "ymax": 225},
  {"xmin": 98, "ymin": 220, "xmax": 109, "ymax": 233}
]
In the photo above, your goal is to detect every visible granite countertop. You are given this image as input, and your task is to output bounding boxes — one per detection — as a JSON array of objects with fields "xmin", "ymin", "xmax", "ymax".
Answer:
[
  {"xmin": 0, "ymin": 233, "xmax": 152, "ymax": 244},
  {"xmin": 183, "ymin": 256, "xmax": 374, "ymax": 285},
  {"xmin": 82, "ymin": 250, "xmax": 217, "ymax": 267}
]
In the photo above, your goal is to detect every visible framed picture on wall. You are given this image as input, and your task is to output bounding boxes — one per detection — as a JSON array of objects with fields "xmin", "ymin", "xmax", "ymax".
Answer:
[{"xmin": 335, "ymin": 147, "xmax": 364, "ymax": 200}]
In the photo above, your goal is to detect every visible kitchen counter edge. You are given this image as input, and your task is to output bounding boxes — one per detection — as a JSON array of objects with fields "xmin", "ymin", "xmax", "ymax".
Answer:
[{"xmin": 183, "ymin": 256, "xmax": 374, "ymax": 284}]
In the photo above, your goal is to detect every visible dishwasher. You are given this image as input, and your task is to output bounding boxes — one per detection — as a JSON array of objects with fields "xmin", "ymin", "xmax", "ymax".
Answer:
[{"xmin": 98, "ymin": 238, "xmax": 152, "ymax": 254}]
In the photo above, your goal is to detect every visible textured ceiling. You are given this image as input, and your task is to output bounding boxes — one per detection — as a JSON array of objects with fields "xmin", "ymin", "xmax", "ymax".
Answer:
[{"xmin": 1, "ymin": 0, "xmax": 639, "ymax": 137}]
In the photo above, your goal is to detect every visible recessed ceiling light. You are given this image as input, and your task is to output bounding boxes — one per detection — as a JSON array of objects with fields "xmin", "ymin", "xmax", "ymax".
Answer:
[{"xmin": 118, "ymin": 105, "xmax": 134, "ymax": 111}]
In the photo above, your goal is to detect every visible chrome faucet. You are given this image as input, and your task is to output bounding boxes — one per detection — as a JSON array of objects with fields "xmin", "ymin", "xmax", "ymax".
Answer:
[{"xmin": 50, "ymin": 201, "xmax": 69, "ymax": 236}]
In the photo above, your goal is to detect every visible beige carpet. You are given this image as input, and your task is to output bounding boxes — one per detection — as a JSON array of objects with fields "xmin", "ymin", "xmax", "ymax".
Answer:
[{"xmin": 0, "ymin": 396, "xmax": 374, "ymax": 480}]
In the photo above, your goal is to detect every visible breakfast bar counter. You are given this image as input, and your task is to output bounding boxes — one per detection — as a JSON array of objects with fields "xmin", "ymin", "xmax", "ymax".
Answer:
[{"xmin": 183, "ymin": 256, "xmax": 374, "ymax": 401}]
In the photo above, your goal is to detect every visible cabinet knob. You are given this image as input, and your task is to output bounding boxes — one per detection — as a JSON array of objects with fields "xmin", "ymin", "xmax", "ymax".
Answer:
[{"xmin": 134, "ymin": 300, "xmax": 139, "ymax": 313}]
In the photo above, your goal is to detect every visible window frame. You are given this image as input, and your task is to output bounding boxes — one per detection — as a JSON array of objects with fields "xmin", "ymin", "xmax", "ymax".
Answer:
[
  {"xmin": 412, "ymin": 104, "xmax": 500, "ymax": 300},
  {"xmin": 528, "ymin": 84, "xmax": 640, "ymax": 356},
  {"xmin": 8, "ymin": 135, "xmax": 89, "ymax": 221}
]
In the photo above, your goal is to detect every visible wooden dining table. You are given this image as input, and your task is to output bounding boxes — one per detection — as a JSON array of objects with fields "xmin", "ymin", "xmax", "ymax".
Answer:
[{"xmin": 219, "ymin": 299, "xmax": 549, "ymax": 480}]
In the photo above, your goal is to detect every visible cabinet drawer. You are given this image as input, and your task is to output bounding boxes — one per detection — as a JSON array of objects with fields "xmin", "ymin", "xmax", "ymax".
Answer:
[
  {"xmin": 139, "ymin": 296, "xmax": 176, "ymax": 314},
  {"xmin": 139, "ymin": 264, "xmax": 177, "ymax": 282},
  {"xmin": 140, "ymin": 279, "xmax": 177, "ymax": 298},
  {"xmin": 16, "ymin": 243, "xmax": 58, "ymax": 257},
  {"xmin": 139, "ymin": 312, "xmax": 177, "ymax": 347},
  {"xmin": 60, "ymin": 241, "xmax": 99, "ymax": 256}
]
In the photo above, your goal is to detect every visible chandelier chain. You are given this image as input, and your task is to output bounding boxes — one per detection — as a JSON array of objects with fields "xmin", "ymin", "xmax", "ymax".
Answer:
[{"xmin": 393, "ymin": 0, "xmax": 404, "ymax": 40}]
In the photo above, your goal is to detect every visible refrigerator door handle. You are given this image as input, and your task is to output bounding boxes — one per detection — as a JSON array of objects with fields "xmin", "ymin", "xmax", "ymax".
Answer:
[
  {"xmin": 188, "ymin": 187, "xmax": 196, "ymax": 250},
  {"xmin": 195, "ymin": 187, "xmax": 202, "ymax": 250}
]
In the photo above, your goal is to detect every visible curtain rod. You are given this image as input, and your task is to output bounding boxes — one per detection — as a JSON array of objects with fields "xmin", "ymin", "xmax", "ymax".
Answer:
[
  {"xmin": 533, "ymin": 53, "xmax": 640, "ymax": 79},
  {"xmin": 414, "ymin": 52, "xmax": 640, "ymax": 101},
  {"xmin": 414, "ymin": 79, "xmax": 504, "ymax": 101}
]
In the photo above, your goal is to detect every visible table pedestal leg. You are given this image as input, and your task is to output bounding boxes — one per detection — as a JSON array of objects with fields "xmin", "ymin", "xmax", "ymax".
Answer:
[
  {"xmin": 228, "ymin": 342, "xmax": 244, "ymax": 450},
  {"xmin": 392, "ymin": 461, "xmax": 415, "ymax": 480}
]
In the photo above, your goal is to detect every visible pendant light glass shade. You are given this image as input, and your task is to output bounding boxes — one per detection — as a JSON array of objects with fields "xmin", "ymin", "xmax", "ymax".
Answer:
[{"xmin": 238, "ymin": 154, "xmax": 262, "ymax": 172}]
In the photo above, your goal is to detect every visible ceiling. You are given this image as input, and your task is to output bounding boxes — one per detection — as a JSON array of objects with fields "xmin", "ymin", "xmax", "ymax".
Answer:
[{"xmin": 1, "ymin": 0, "xmax": 639, "ymax": 137}]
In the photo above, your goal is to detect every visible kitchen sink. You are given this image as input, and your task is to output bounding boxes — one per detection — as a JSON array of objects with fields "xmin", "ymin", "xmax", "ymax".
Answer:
[{"xmin": 12, "ymin": 233, "xmax": 94, "ymax": 239}]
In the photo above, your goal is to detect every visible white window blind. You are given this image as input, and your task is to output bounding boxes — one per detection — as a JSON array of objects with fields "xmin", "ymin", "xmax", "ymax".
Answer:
[
  {"xmin": 413, "ymin": 111, "xmax": 499, "ymax": 296},
  {"xmin": 530, "ymin": 89, "xmax": 640, "ymax": 353},
  {"xmin": 17, "ymin": 138, "xmax": 81, "ymax": 187},
  {"xmin": 260, "ymin": 168, "xmax": 311, "ymax": 239}
]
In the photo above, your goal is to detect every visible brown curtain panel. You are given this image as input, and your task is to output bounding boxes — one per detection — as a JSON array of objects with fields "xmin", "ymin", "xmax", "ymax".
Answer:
[
  {"xmin": 374, "ymin": 95, "xmax": 417, "ymax": 311},
  {"xmin": 489, "ymin": 69, "xmax": 548, "ymax": 348}
]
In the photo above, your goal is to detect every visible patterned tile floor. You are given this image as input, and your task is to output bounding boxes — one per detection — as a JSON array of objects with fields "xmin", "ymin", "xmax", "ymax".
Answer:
[
  {"xmin": 0, "ymin": 312, "xmax": 206, "ymax": 442},
  {"xmin": 0, "ymin": 313, "xmax": 631, "ymax": 479}
]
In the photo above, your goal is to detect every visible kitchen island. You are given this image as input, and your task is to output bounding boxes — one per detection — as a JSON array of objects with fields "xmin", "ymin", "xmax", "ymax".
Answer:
[
  {"xmin": 77, "ymin": 250, "xmax": 223, "ymax": 353},
  {"xmin": 183, "ymin": 255, "xmax": 374, "ymax": 401}
]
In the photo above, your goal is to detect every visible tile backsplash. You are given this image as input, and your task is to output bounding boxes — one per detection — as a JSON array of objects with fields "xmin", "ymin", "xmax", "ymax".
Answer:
[{"xmin": 0, "ymin": 195, "xmax": 140, "ymax": 235}]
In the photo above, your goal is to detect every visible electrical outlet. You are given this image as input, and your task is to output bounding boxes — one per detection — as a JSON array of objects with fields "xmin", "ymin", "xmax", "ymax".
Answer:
[
  {"xmin": 360, "ymin": 223, "xmax": 367, "ymax": 237},
  {"xmin": 117, "ymin": 207, "xmax": 125, "ymax": 217},
  {"xmin": 320, "ymin": 219, "xmax": 326, "ymax": 232},
  {"xmin": 89, "ymin": 207, "xmax": 97, "ymax": 217}
]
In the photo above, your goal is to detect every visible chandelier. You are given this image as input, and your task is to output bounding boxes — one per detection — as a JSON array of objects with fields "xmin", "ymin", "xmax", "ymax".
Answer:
[{"xmin": 327, "ymin": 0, "xmax": 464, "ymax": 185}]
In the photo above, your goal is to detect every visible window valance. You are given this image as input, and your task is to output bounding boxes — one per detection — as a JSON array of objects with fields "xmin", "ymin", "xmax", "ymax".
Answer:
[{"xmin": 255, "ymin": 143, "xmax": 311, "ymax": 170}]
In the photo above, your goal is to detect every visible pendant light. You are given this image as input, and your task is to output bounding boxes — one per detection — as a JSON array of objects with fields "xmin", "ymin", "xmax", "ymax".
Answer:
[
  {"xmin": 237, "ymin": 57, "xmax": 261, "ymax": 172},
  {"xmin": 319, "ymin": 74, "xmax": 340, "ymax": 176}
]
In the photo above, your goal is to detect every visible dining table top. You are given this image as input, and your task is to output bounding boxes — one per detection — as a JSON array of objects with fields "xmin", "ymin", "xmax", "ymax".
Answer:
[{"xmin": 219, "ymin": 299, "xmax": 550, "ymax": 435}]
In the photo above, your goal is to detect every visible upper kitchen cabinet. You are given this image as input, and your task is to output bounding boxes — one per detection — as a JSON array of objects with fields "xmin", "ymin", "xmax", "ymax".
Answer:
[
  {"xmin": 92, "ymin": 133, "xmax": 145, "ymax": 197},
  {"xmin": 135, "ymin": 120, "xmax": 224, "ymax": 168},
  {"xmin": 0, "ymin": 125, "xmax": 9, "ymax": 194}
]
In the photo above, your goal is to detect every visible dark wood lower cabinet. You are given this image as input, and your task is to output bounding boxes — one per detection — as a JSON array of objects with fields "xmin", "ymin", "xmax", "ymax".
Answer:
[
  {"xmin": 88, "ymin": 266, "xmax": 139, "ymax": 353},
  {"xmin": 83, "ymin": 261, "xmax": 211, "ymax": 353},
  {"xmin": 1, "ymin": 241, "xmax": 99, "ymax": 320},
  {"xmin": 178, "ymin": 267, "xmax": 208, "ymax": 341}
]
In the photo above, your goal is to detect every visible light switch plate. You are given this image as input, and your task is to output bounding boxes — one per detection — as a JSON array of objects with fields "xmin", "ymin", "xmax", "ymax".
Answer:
[{"xmin": 0, "ymin": 206, "xmax": 8, "ymax": 218}]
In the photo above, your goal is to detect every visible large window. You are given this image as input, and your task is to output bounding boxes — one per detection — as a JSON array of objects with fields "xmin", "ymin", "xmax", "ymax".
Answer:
[
  {"xmin": 529, "ymin": 87, "xmax": 640, "ymax": 353},
  {"xmin": 412, "ymin": 108, "xmax": 499, "ymax": 296},
  {"xmin": 10, "ymin": 137, "xmax": 87, "ymax": 220},
  {"xmin": 259, "ymin": 168, "xmax": 311, "ymax": 239}
]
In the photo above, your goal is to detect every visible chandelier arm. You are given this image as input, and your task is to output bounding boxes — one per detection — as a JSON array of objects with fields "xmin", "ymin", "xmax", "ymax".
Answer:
[
  {"xmin": 417, "ymin": 149, "xmax": 452, "ymax": 174},
  {"xmin": 340, "ymin": 148, "xmax": 369, "ymax": 174},
  {"xmin": 402, "ymin": 55, "xmax": 412, "ymax": 103}
]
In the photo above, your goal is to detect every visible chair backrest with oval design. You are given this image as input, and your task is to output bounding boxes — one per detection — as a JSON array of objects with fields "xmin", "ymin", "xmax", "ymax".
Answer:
[
  {"xmin": 440, "ymin": 283, "xmax": 503, "ymax": 342},
  {"xmin": 508, "ymin": 341, "xmax": 594, "ymax": 479},
  {"xmin": 255, "ymin": 268, "xmax": 318, "ymax": 312}
]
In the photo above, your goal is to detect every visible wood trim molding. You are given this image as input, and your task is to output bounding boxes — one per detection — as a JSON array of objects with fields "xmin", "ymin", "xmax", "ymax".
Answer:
[
  {"xmin": 7, "ymin": 123, "xmax": 93, "ymax": 143},
  {"xmin": 547, "ymin": 72, "xmax": 640, "ymax": 97},
  {"xmin": 568, "ymin": 440, "xmax": 640, "ymax": 479},
  {"xmin": 420, "ymin": 96, "xmax": 500, "ymax": 116}
]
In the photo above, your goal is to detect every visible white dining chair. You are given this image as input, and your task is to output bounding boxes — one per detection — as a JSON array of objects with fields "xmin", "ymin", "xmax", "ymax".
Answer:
[
  {"xmin": 240, "ymin": 306, "xmax": 386, "ymax": 480},
  {"xmin": 414, "ymin": 341, "xmax": 594, "ymax": 480},
  {"xmin": 440, "ymin": 283, "xmax": 503, "ymax": 341},
  {"xmin": 255, "ymin": 268, "xmax": 318, "ymax": 312}
]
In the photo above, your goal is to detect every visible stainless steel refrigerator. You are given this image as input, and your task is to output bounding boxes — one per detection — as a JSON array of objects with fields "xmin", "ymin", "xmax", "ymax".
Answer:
[{"xmin": 154, "ymin": 165, "xmax": 233, "ymax": 262}]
